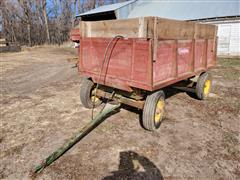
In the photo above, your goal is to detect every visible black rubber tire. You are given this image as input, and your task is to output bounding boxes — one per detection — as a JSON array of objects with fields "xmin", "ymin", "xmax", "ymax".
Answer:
[
  {"xmin": 196, "ymin": 72, "xmax": 212, "ymax": 100},
  {"xmin": 80, "ymin": 79, "xmax": 101, "ymax": 109},
  {"xmin": 142, "ymin": 90, "xmax": 165, "ymax": 131}
]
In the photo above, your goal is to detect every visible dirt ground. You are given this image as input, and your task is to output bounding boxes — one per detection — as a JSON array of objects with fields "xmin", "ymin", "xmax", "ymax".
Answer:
[{"xmin": 0, "ymin": 46, "xmax": 239, "ymax": 180}]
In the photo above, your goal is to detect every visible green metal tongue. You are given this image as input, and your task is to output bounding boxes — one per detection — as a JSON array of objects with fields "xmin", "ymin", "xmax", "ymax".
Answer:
[{"xmin": 34, "ymin": 103, "xmax": 121, "ymax": 174}]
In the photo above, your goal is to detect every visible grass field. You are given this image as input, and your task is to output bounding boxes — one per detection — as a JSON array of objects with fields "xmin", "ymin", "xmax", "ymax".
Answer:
[{"xmin": 1, "ymin": 47, "xmax": 239, "ymax": 179}]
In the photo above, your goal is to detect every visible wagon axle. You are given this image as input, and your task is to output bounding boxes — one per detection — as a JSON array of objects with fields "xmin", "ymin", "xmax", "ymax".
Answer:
[{"xmin": 80, "ymin": 71, "xmax": 212, "ymax": 131}]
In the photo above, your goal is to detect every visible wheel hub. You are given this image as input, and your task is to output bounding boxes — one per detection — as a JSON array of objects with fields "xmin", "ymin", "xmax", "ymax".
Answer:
[
  {"xmin": 91, "ymin": 95, "xmax": 100, "ymax": 103},
  {"xmin": 204, "ymin": 79, "xmax": 211, "ymax": 96},
  {"xmin": 155, "ymin": 99, "xmax": 165, "ymax": 124}
]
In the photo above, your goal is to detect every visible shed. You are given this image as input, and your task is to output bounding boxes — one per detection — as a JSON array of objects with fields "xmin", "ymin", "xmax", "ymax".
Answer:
[
  {"xmin": 76, "ymin": 0, "xmax": 240, "ymax": 57},
  {"xmin": 76, "ymin": 0, "xmax": 137, "ymax": 21}
]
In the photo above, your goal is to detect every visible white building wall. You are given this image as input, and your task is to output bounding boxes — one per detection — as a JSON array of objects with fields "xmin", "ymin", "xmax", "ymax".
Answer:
[
  {"xmin": 228, "ymin": 23, "xmax": 240, "ymax": 56},
  {"xmin": 209, "ymin": 20, "xmax": 240, "ymax": 57}
]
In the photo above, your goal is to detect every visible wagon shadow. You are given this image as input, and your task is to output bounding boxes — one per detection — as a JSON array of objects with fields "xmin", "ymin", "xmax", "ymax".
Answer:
[
  {"xmin": 164, "ymin": 87, "xmax": 198, "ymax": 100},
  {"xmin": 163, "ymin": 87, "xmax": 183, "ymax": 99},
  {"xmin": 102, "ymin": 151, "xmax": 164, "ymax": 180}
]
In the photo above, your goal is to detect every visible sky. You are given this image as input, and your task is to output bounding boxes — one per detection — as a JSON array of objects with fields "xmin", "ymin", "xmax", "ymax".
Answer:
[{"xmin": 45, "ymin": 0, "xmax": 125, "ymax": 17}]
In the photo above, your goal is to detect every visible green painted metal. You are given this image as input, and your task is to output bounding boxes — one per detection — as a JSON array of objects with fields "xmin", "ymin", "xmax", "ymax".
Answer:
[{"xmin": 34, "ymin": 104, "xmax": 121, "ymax": 174}]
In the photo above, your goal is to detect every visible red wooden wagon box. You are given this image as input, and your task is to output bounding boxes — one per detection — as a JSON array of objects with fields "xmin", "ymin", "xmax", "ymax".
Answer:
[{"xmin": 70, "ymin": 17, "xmax": 217, "ymax": 131}]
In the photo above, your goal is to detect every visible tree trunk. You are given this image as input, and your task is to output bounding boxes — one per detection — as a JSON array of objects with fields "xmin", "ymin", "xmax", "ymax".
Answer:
[
  {"xmin": 42, "ymin": 0, "xmax": 50, "ymax": 43},
  {"xmin": 72, "ymin": 0, "xmax": 77, "ymax": 27},
  {"xmin": 78, "ymin": 0, "xmax": 83, "ymax": 14},
  {"xmin": 10, "ymin": 21, "xmax": 17, "ymax": 42},
  {"xmin": 27, "ymin": 23, "xmax": 31, "ymax": 46}
]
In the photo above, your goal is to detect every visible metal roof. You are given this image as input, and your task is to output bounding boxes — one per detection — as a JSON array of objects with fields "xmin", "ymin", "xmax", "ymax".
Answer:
[
  {"xmin": 76, "ymin": 0, "xmax": 137, "ymax": 17},
  {"xmin": 76, "ymin": 0, "xmax": 240, "ymax": 20},
  {"xmin": 128, "ymin": 0, "xmax": 240, "ymax": 20}
]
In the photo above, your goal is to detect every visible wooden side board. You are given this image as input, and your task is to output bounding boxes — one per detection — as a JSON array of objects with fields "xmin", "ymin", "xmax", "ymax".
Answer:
[
  {"xmin": 156, "ymin": 18, "xmax": 217, "ymax": 40},
  {"xmin": 195, "ymin": 23, "xmax": 218, "ymax": 39},
  {"xmin": 0, "ymin": 38, "xmax": 21, "ymax": 53},
  {"xmin": 80, "ymin": 17, "xmax": 149, "ymax": 38},
  {"xmin": 0, "ymin": 38, "xmax": 7, "ymax": 47},
  {"xmin": 78, "ymin": 17, "xmax": 217, "ymax": 40},
  {"xmin": 0, "ymin": 45, "xmax": 21, "ymax": 53}
]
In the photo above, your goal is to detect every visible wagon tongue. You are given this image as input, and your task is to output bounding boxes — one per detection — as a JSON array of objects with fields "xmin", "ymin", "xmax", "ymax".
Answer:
[{"xmin": 32, "ymin": 103, "xmax": 121, "ymax": 175}]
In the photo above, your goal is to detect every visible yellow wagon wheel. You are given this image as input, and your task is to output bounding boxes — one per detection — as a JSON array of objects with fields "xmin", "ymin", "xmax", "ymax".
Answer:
[
  {"xmin": 80, "ymin": 79, "xmax": 102, "ymax": 109},
  {"xmin": 142, "ymin": 90, "xmax": 165, "ymax": 131},
  {"xmin": 196, "ymin": 72, "xmax": 212, "ymax": 100}
]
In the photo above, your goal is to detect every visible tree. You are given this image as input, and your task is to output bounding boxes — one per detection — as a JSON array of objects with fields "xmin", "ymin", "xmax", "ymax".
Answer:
[
  {"xmin": 17, "ymin": 0, "xmax": 33, "ymax": 46},
  {"xmin": 42, "ymin": 0, "xmax": 50, "ymax": 43},
  {"xmin": 1, "ymin": 0, "xmax": 128, "ymax": 46}
]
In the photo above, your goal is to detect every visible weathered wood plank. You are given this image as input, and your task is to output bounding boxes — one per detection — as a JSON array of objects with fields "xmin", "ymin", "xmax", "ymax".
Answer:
[
  {"xmin": 194, "ymin": 23, "xmax": 217, "ymax": 39},
  {"xmin": 157, "ymin": 18, "xmax": 195, "ymax": 40},
  {"xmin": 0, "ymin": 38, "xmax": 7, "ymax": 45},
  {"xmin": 0, "ymin": 44, "xmax": 7, "ymax": 47},
  {"xmin": 0, "ymin": 46, "xmax": 21, "ymax": 53},
  {"xmin": 80, "ymin": 17, "xmax": 151, "ymax": 38},
  {"xmin": 79, "ymin": 17, "xmax": 217, "ymax": 40}
]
